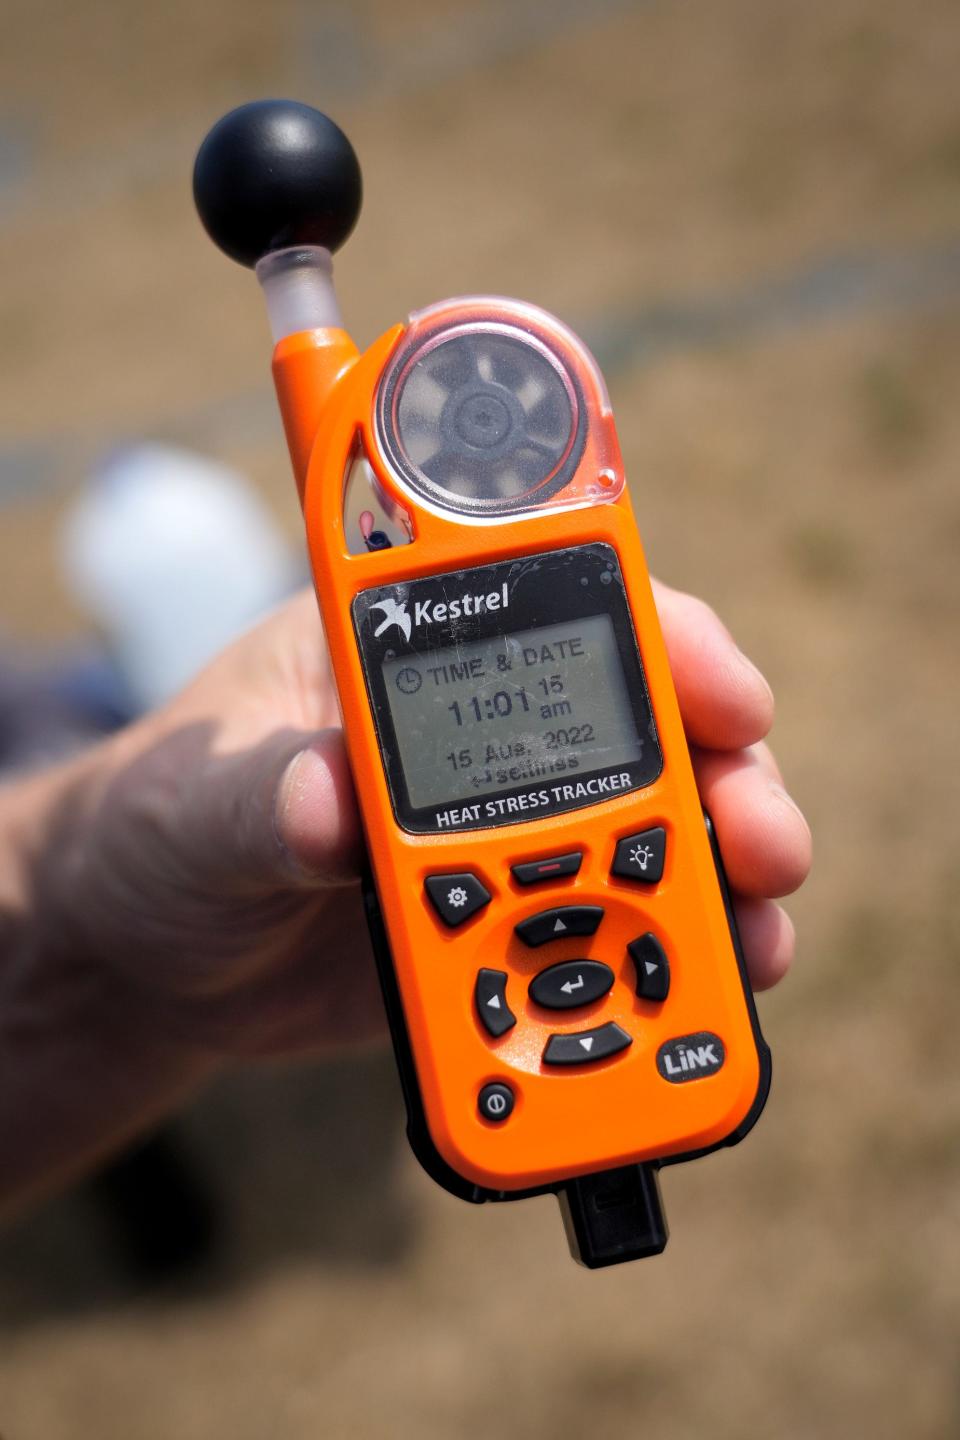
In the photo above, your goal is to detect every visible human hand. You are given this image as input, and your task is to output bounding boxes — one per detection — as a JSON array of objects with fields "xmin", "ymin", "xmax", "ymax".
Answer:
[
  {"xmin": 651, "ymin": 580, "xmax": 811, "ymax": 990},
  {"xmin": 47, "ymin": 584, "xmax": 809, "ymax": 1064}
]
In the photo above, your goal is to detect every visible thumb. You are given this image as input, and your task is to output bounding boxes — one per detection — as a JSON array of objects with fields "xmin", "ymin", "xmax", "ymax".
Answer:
[
  {"xmin": 272, "ymin": 730, "xmax": 363, "ymax": 885},
  {"xmin": 156, "ymin": 724, "xmax": 363, "ymax": 892}
]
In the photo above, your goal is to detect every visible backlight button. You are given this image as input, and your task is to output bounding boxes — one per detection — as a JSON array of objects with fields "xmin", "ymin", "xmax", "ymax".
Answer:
[{"xmin": 612, "ymin": 827, "xmax": 666, "ymax": 884}]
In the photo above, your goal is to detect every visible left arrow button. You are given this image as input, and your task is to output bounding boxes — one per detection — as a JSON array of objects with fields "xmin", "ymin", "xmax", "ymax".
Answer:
[{"xmin": 475, "ymin": 969, "xmax": 517, "ymax": 1038}]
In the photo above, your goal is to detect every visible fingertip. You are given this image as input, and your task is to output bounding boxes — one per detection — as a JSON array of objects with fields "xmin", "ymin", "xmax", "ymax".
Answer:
[
  {"xmin": 725, "ymin": 646, "xmax": 776, "ymax": 738},
  {"xmin": 693, "ymin": 749, "xmax": 813, "ymax": 898},
  {"xmin": 734, "ymin": 898, "xmax": 796, "ymax": 991},
  {"xmin": 653, "ymin": 582, "xmax": 774, "ymax": 750},
  {"xmin": 764, "ymin": 783, "xmax": 814, "ymax": 896}
]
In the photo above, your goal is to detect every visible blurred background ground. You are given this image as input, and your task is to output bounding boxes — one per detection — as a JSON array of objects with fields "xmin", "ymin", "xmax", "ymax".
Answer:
[{"xmin": 1, "ymin": 0, "xmax": 959, "ymax": 1435}]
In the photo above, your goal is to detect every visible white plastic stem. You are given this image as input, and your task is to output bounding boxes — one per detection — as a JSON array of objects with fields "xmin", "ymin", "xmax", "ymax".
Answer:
[{"xmin": 255, "ymin": 245, "xmax": 343, "ymax": 341}]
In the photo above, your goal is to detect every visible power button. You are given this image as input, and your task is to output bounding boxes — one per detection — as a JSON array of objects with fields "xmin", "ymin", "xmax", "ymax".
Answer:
[{"xmin": 478, "ymin": 1082, "xmax": 515, "ymax": 1123}]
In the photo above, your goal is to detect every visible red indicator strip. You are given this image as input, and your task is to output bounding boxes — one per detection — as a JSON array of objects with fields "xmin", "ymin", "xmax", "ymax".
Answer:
[{"xmin": 511, "ymin": 853, "xmax": 583, "ymax": 886}]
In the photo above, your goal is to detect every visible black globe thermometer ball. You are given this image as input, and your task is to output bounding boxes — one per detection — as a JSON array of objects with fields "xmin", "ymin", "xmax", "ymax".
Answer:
[{"xmin": 192, "ymin": 99, "xmax": 363, "ymax": 267}]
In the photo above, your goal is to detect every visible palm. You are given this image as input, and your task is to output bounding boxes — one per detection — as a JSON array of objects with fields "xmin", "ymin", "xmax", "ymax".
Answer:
[{"xmin": 71, "ymin": 592, "xmax": 378, "ymax": 1057}]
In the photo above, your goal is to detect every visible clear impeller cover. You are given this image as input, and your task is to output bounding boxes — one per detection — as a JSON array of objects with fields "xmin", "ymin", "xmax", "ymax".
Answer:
[{"xmin": 374, "ymin": 297, "xmax": 624, "ymax": 522}]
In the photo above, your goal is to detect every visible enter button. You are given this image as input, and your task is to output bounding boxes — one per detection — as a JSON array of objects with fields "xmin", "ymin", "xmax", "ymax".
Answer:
[{"xmin": 529, "ymin": 960, "xmax": 614, "ymax": 1010}]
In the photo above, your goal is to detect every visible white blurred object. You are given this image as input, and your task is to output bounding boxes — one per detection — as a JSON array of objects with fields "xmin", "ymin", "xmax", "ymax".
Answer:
[{"xmin": 61, "ymin": 444, "xmax": 301, "ymax": 711}]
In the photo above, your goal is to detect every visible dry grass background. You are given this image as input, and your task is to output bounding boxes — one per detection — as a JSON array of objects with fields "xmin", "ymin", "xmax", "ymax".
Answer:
[{"xmin": 1, "ymin": 1, "xmax": 959, "ymax": 1436}]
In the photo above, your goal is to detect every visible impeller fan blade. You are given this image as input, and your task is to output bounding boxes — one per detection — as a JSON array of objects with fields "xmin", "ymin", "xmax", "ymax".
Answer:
[
  {"xmin": 515, "ymin": 373, "xmax": 547, "ymax": 414},
  {"xmin": 423, "ymin": 449, "xmax": 487, "ymax": 499},
  {"xmin": 403, "ymin": 428, "xmax": 443, "ymax": 466},
  {"xmin": 524, "ymin": 387, "xmax": 569, "ymax": 441},
  {"xmin": 473, "ymin": 343, "xmax": 496, "ymax": 384},
  {"xmin": 398, "ymin": 370, "xmax": 449, "ymax": 424},
  {"xmin": 423, "ymin": 337, "xmax": 479, "ymax": 392},
  {"xmin": 487, "ymin": 341, "xmax": 527, "ymax": 394},
  {"xmin": 488, "ymin": 461, "xmax": 526, "ymax": 498}
]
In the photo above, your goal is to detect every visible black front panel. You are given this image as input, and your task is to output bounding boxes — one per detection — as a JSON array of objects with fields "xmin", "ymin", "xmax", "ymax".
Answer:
[{"xmin": 352, "ymin": 544, "xmax": 662, "ymax": 833}]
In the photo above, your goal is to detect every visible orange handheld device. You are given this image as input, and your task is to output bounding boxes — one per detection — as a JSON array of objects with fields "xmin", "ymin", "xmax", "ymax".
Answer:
[{"xmin": 194, "ymin": 101, "xmax": 770, "ymax": 1267}]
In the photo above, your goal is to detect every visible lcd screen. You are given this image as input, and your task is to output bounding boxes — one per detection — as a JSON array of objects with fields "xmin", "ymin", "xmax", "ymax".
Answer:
[{"xmin": 380, "ymin": 613, "xmax": 646, "ymax": 811}]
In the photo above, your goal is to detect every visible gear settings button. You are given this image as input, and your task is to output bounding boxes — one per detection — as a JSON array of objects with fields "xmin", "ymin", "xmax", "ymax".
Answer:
[{"xmin": 425, "ymin": 872, "xmax": 492, "ymax": 927}]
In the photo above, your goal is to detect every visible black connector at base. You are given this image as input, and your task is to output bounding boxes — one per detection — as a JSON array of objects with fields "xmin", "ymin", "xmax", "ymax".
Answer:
[{"xmin": 558, "ymin": 1163, "xmax": 668, "ymax": 1269}]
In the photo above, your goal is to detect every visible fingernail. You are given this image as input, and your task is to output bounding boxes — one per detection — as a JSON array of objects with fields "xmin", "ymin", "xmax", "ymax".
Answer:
[
  {"xmin": 276, "ymin": 748, "xmax": 313, "ymax": 818},
  {"xmin": 274, "ymin": 748, "xmax": 327, "ymax": 879},
  {"xmin": 274, "ymin": 740, "xmax": 360, "ymax": 885}
]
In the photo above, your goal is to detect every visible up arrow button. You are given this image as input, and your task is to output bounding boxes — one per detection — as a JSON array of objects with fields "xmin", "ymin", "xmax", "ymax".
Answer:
[{"xmin": 515, "ymin": 906, "xmax": 604, "ymax": 948}]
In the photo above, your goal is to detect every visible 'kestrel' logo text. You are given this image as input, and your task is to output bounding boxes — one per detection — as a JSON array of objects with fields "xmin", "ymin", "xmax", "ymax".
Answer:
[{"xmin": 370, "ymin": 583, "xmax": 509, "ymax": 641}]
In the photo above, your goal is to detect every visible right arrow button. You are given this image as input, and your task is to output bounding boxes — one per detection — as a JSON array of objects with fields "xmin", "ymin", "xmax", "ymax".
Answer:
[{"xmin": 628, "ymin": 932, "xmax": 671, "ymax": 1002}]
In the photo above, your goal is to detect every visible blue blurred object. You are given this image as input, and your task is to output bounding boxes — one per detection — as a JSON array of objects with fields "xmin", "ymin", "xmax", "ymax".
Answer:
[{"xmin": 0, "ymin": 642, "xmax": 134, "ymax": 773}]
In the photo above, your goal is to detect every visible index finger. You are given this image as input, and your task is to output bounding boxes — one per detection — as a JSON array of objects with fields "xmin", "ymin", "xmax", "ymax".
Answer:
[{"xmin": 652, "ymin": 579, "xmax": 774, "ymax": 752}]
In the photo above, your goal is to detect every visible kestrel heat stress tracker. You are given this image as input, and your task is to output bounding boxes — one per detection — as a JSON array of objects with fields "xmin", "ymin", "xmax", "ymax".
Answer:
[{"xmin": 193, "ymin": 100, "xmax": 771, "ymax": 1267}]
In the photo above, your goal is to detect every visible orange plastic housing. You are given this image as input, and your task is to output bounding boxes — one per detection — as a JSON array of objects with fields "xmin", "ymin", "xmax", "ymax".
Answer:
[{"xmin": 272, "ymin": 303, "xmax": 766, "ymax": 1193}]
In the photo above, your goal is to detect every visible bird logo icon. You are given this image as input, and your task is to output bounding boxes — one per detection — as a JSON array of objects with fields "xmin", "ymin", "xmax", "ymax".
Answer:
[{"xmin": 370, "ymin": 597, "xmax": 412, "ymax": 642}]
